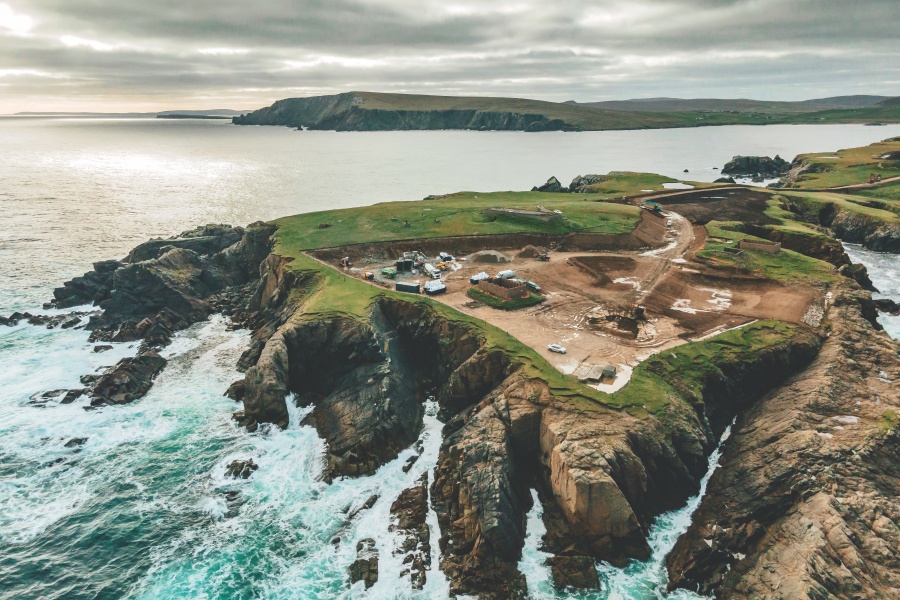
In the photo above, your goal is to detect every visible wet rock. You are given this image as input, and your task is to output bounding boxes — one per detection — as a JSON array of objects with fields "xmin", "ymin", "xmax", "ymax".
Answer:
[
  {"xmin": 60, "ymin": 389, "xmax": 86, "ymax": 404},
  {"xmin": 61, "ymin": 316, "xmax": 82, "ymax": 329},
  {"xmin": 90, "ymin": 350, "xmax": 167, "ymax": 406},
  {"xmin": 80, "ymin": 374, "xmax": 101, "ymax": 386},
  {"xmin": 401, "ymin": 454, "xmax": 419, "ymax": 473},
  {"xmin": 547, "ymin": 555, "xmax": 600, "ymax": 591},
  {"xmin": 349, "ymin": 538, "xmax": 379, "ymax": 589},
  {"xmin": 93, "ymin": 344, "xmax": 113, "ymax": 353},
  {"xmin": 348, "ymin": 494, "xmax": 379, "ymax": 519},
  {"xmin": 874, "ymin": 298, "xmax": 900, "ymax": 314},
  {"xmin": 64, "ymin": 437, "xmax": 88, "ymax": 448},
  {"xmin": 225, "ymin": 458, "xmax": 258, "ymax": 479},
  {"xmin": 714, "ymin": 176, "xmax": 736, "ymax": 184},
  {"xmin": 224, "ymin": 378, "xmax": 246, "ymax": 401},
  {"xmin": 391, "ymin": 473, "xmax": 430, "ymax": 589}
]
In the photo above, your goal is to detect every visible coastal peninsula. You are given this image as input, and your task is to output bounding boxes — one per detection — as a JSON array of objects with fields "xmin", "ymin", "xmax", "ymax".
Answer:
[{"xmin": 11, "ymin": 137, "xmax": 900, "ymax": 599}]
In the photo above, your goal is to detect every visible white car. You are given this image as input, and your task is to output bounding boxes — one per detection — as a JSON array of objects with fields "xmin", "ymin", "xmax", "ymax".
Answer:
[
  {"xmin": 547, "ymin": 344, "xmax": 567, "ymax": 354},
  {"xmin": 666, "ymin": 219, "xmax": 673, "ymax": 226}
]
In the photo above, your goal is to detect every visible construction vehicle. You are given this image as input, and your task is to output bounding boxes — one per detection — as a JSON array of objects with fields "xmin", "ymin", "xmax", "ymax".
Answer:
[
  {"xmin": 340, "ymin": 256, "xmax": 351, "ymax": 268},
  {"xmin": 381, "ymin": 267, "xmax": 397, "ymax": 279},
  {"xmin": 364, "ymin": 272, "xmax": 374, "ymax": 281},
  {"xmin": 435, "ymin": 261, "xmax": 452, "ymax": 271},
  {"xmin": 423, "ymin": 263, "xmax": 441, "ymax": 279},
  {"xmin": 537, "ymin": 253, "xmax": 550, "ymax": 262},
  {"xmin": 642, "ymin": 200, "xmax": 663, "ymax": 213},
  {"xmin": 869, "ymin": 173, "xmax": 883, "ymax": 184}
]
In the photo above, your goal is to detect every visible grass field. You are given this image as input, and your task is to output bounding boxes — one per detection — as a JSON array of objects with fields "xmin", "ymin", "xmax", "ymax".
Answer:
[
  {"xmin": 696, "ymin": 221, "xmax": 838, "ymax": 285},
  {"xmin": 781, "ymin": 190, "xmax": 900, "ymax": 224},
  {"xmin": 785, "ymin": 138, "xmax": 900, "ymax": 189},
  {"xmin": 272, "ymin": 190, "xmax": 642, "ymax": 250}
]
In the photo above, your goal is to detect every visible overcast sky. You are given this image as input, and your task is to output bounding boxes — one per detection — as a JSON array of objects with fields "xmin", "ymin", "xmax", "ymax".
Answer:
[{"xmin": 0, "ymin": 0, "xmax": 897, "ymax": 113}]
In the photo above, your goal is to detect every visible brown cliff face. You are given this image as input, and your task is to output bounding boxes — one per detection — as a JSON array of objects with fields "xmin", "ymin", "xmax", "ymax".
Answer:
[{"xmin": 666, "ymin": 288, "xmax": 900, "ymax": 599}]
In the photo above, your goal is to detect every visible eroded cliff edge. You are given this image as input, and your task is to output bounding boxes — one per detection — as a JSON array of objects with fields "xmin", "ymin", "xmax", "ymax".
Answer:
[
  {"xmin": 666, "ymin": 288, "xmax": 900, "ymax": 599},
  {"xmin": 35, "ymin": 220, "xmax": 900, "ymax": 599}
]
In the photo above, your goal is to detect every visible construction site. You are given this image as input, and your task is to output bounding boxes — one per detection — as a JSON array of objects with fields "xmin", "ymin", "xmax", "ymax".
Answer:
[{"xmin": 310, "ymin": 189, "xmax": 824, "ymax": 392}]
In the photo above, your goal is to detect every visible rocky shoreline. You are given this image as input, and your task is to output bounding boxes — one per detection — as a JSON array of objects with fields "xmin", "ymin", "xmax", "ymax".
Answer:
[{"xmin": 4, "ymin": 211, "xmax": 899, "ymax": 598}]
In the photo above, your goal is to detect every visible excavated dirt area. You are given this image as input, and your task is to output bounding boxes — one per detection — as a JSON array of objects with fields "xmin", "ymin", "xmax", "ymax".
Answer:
[
  {"xmin": 309, "ymin": 199, "xmax": 822, "ymax": 388},
  {"xmin": 654, "ymin": 188, "xmax": 778, "ymax": 225}
]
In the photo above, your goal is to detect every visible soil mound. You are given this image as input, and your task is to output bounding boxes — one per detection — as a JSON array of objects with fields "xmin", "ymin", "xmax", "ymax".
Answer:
[
  {"xmin": 517, "ymin": 245, "xmax": 548, "ymax": 259},
  {"xmin": 466, "ymin": 250, "xmax": 511, "ymax": 263}
]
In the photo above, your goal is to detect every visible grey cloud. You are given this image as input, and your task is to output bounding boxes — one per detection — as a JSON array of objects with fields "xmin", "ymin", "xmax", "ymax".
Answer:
[{"xmin": 0, "ymin": 0, "xmax": 896, "ymax": 112}]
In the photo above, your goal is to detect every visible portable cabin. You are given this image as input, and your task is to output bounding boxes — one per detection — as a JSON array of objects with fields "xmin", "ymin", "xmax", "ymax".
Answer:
[
  {"xmin": 395, "ymin": 281, "xmax": 420, "ymax": 294},
  {"xmin": 496, "ymin": 269, "xmax": 517, "ymax": 279}
]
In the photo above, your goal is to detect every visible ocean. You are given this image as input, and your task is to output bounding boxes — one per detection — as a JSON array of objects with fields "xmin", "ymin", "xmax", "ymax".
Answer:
[{"xmin": 1, "ymin": 118, "xmax": 898, "ymax": 599}]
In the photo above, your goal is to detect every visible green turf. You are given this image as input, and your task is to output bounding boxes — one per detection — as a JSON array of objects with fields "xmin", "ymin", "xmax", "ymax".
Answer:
[{"xmin": 466, "ymin": 287, "xmax": 544, "ymax": 310}]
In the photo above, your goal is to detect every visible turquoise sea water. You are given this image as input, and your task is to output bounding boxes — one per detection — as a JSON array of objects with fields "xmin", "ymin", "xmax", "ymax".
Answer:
[{"xmin": 1, "ymin": 119, "xmax": 898, "ymax": 598}]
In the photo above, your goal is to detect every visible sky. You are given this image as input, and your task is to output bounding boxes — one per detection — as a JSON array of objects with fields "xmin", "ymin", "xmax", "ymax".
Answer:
[{"xmin": 0, "ymin": 0, "xmax": 897, "ymax": 113}]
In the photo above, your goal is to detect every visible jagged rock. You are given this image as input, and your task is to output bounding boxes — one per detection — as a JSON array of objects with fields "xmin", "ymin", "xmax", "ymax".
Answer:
[
  {"xmin": 874, "ymin": 298, "xmax": 900, "ymax": 314},
  {"xmin": 348, "ymin": 494, "xmax": 379, "ymax": 519},
  {"xmin": 225, "ymin": 458, "xmax": 258, "ymax": 479},
  {"xmin": 80, "ymin": 374, "xmax": 101, "ymax": 386},
  {"xmin": 93, "ymin": 345, "xmax": 113, "ymax": 353},
  {"xmin": 722, "ymin": 155, "xmax": 789, "ymax": 178},
  {"xmin": 839, "ymin": 262, "xmax": 876, "ymax": 291},
  {"xmin": 568, "ymin": 174, "xmax": 605, "ymax": 193},
  {"xmin": 531, "ymin": 176, "xmax": 567, "ymax": 193},
  {"xmin": 666, "ymin": 287, "xmax": 900, "ymax": 599},
  {"xmin": 349, "ymin": 538, "xmax": 379, "ymax": 589},
  {"xmin": 60, "ymin": 316, "xmax": 82, "ymax": 329},
  {"xmin": 547, "ymin": 555, "xmax": 600, "ymax": 590},
  {"xmin": 90, "ymin": 350, "xmax": 167, "ymax": 406},
  {"xmin": 714, "ymin": 176, "xmax": 736, "ymax": 184},
  {"xmin": 64, "ymin": 437, "xmax": 87, "ymax": 448},
  {"xmin": 60, "ymin": 389, "xmax": 85, "ymax": 404},
  {"xmin": 224, "ymin": 379, "xmax": 246, "ymax": 401},
  {"xmin": 391, "ymin": 473, "xmax": 431, "ymax": 589}
]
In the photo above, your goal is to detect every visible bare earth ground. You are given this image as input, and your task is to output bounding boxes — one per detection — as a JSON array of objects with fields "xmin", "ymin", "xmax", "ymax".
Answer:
[{"xmin": 314, "ymin": 199, "xmax": 823, "ymax": 390}]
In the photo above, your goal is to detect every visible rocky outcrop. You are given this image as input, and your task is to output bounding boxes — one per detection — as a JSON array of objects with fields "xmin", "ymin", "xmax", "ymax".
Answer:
[
  {"xmin": 531, "ymin": 176, "xmax": 567, "ymax": 193},
  {"xmin": 390, "ymin": 473, "xmax": 431, "ymax": 590},
  {"xmin": 90, "ymin": 350, "xmax": 167, "ymax": 406},
  {"xmin": 722, "ymin": 155, "xmax": 790, "ymax": 178},
  {"xmin": 781, "ymin": 196, "xmax": 900, "ymax": 252},
  {"xmin": 225, "ymin": 458, "xmax": 258, "ymax": 479},
  {"xmin": 568, "ymin": 174, "xmax": 605, "ymax": 193},
  {"xmin": 779, "ymin": 156, "xmax": 834, "ymax": 187},
  {"xmin": 666, "ymin": 287, "xmax": 900, "ymax": 599},
  {"xmin": 547, "ymin": 555, "xmax": 600, "ymax": 590},
  {"xmin": 53, "ymin": 222, "xmax": 277, "ymax": 342},
  {"xmin": 349, "ymin": 538, "xmax": 379, "ymax": 589}
]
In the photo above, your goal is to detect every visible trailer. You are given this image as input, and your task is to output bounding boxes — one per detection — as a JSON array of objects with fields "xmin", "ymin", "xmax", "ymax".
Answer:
[{"xmin": 395, "ymin": 281, "xmax": 420, "ymax": 294}]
